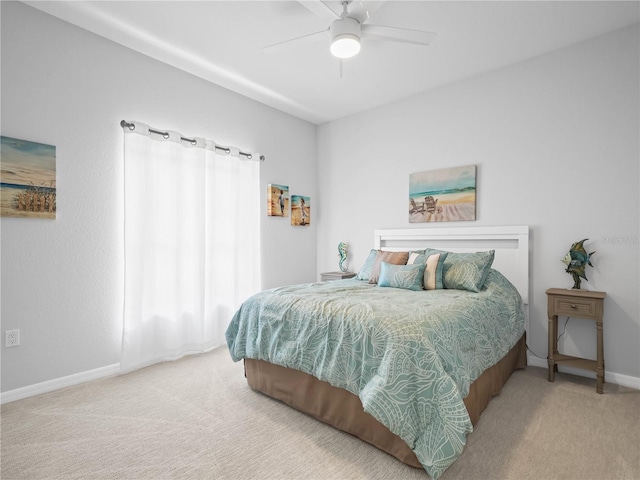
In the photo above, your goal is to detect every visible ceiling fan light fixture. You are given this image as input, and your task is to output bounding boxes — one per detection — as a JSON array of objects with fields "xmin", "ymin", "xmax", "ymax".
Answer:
[
  {"xmin": 331, "ymin": 34, "xmax": 361, "ymax": 58},
  {"xmin": 329, "ymin": 16, "xmax": 361, "ymax": 59}
]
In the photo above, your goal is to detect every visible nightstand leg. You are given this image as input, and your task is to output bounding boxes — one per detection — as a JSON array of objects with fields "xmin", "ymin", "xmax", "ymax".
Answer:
[
  {"xmin": 548, "ymin": 315, "xmax": 557, "ymax": 382},
  {"xmin": 596, "ymin": 319, "xmax": 604, "ymax": 393}
]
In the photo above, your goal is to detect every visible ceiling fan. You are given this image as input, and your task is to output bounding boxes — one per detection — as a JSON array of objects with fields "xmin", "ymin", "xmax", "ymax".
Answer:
[{"xmin": 263, "ymin": 0, "xmax": 436, "ymax": 59}]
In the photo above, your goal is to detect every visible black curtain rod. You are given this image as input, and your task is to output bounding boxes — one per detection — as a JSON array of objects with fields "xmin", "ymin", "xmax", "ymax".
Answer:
[{"xmin": 120, "ymin": 120, "xmax": 264, "ymax": 161}]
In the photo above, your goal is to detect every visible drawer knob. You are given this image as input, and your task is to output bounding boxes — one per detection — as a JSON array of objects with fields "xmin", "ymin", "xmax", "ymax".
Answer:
[{"xmin": 570, "ymin": 304, "xmax": 577, "ymax": 309}]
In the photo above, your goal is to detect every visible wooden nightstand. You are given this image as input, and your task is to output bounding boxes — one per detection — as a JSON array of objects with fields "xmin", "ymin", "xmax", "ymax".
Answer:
[
  {"xmin": 320, "ymin": 271, "xmax": 356, "ymax": 282},
  {"xmin": 546, "ymin": 288, "xmax": 607, "ymax": 393}
]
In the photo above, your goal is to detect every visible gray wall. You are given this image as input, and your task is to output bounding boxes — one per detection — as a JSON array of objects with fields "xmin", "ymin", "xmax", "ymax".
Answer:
[
  {"xmin": 1, "ymin": 2, "xmax": 317, "ymax": 392},
  {"xmin": 317, "ymin": 25, "xmax": 640, "ymax": 382}
]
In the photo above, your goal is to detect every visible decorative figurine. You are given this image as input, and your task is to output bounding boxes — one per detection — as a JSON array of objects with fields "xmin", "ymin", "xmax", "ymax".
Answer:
[
  {"xmin": 561, "ymin": 239, "xmax": 596, "ymax": 289},
  {"xmin": 338, "ymin": 242, "xmax": 348, "ymax": 273}
]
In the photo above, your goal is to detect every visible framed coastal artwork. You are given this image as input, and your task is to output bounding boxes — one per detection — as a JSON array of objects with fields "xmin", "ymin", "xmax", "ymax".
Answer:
[
  {"xmin": 409, "ymin": 165, "xmax": 476, "ymax": 223},
  {"xmin": 267, "ymin": 183, "xmax": 289, "ymax": 217},
  {"xmin": 1, "ymin": 136, "xmax": 56, "ymax": 219},
  {"xmin": 291, "ymin": 195, "xmax": 310, "ymax": 226}
]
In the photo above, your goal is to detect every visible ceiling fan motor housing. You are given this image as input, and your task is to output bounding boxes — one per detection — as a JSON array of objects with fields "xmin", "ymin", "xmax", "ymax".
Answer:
[{"xmin": 330, "ymin": 17, "xmax": 362, "ymax": 58}]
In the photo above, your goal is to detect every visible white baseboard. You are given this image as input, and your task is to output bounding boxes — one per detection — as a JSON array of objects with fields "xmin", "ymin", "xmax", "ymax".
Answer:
[
  {"xmin": 2, "ymin": 356, "xmax": 637, "ymax": 404},
  {"xmin": 527, "ymin": 354, "xmax": 640, "ymax": 390},
  {"xmin": 1, "ymin": 363, "xmax": 121, "ymax": 405}
]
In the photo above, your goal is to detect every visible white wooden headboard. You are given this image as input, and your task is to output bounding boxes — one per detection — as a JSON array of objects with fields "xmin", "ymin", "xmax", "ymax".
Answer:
[{"xmin": 374, "ymin": 226, "xmax": 530, "ymax": 307}]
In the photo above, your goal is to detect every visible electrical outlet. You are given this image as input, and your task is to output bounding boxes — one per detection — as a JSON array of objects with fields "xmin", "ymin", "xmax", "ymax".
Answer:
[{"xmin": 5, "ymin": 330, "xmax": 20, "ymax": 348}]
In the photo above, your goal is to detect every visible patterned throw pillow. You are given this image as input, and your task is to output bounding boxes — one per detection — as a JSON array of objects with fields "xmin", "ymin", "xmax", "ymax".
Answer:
[
  {"xmin": 368, "ymin": 251, "xmax": 410, "ymax": 284},
  {"xmin": 427, "ymin": 249, "xmax": 495, "ymax": 292},
  {"xmin": 407, "ymin": 251, "xmax": 448, "ymax": 290},
  {"xmin": 356, "ymin": 249, "xmax": 378, "ymax": 281},
  {"xmin": 377, "ymin": 262, "xmax": 426, "ymax": 291}
]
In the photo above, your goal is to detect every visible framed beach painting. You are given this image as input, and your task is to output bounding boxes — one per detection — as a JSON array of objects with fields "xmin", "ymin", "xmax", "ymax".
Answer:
[
  {"xmin": 1, "ymin": 136, "xmax": 56, "ymax": 219},
  {"xmin": 267, "ymin": 183, "xmax": 289, "ymax": 217},
  {"xmin": 409, "ymin": 165, "xmax": 476, "ymax": 223},
  {"xmin": 291, "ymin": 195, "xmax": 310, "ymax": 226}
]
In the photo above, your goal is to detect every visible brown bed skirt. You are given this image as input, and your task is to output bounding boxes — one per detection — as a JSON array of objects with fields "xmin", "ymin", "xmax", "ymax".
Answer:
[{"xmin": 244, "ymin": 334, "xmax": 527, "ymax": 469}]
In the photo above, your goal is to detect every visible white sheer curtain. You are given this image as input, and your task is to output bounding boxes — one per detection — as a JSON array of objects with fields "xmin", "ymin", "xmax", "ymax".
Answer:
[{"xmin": 121, "ymin": 122, "xmax": 261, "ymax": 372}]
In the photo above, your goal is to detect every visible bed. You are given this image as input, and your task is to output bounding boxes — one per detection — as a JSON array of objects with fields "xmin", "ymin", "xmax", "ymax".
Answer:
[{"xmin": 226, "ymin": 226, "xmax": 529, "ymax": 479}]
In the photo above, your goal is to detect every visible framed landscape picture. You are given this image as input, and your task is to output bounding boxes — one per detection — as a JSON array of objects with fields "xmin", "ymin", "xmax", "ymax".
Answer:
[
  {"xmin": 291, "ymin": 195, "xmax": 310, "ymax": 226},
  {"xmin": 1, "ymin": 136, "xmax": 56, "ymax": 219},
  {"xmin": 267, "ymin": 183, "xmax": 289, "ymax": 217},
  {"xmin": 409, "ymin": 165, "xmax": 476, "ymax": 223}
]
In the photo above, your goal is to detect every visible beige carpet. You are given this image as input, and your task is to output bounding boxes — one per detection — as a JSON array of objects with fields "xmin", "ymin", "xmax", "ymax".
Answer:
[{"xmin": 2, "ymin": 346, "xmax": 639, "ymax": 480}]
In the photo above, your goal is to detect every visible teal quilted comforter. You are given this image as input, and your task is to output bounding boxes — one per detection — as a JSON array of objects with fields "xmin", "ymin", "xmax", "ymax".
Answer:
[{"xmin": 226, "ymin": 269, "xmax": 524, "ymax": 479}]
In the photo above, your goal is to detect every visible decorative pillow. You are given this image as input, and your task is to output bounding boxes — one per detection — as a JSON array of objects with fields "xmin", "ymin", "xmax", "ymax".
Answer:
[
  {"xmin": 377, "ymin": 262, "xmax": 426, "ymax": 291},
  {"xmin": 425, "ymin": 249, "xmax": 495, "ymax": 292},
  {"xmin": 407, "ymin": 251, "xmax": 425, "ymax": 265},
  {"xmin": 407, "ymin": 251, "xmax": 448, "ymax": 290},
  {"xmin": 356, "ymin": 249, "xmax": 378, "ymax": 281},
  {"xmin": 368, "ymin": 251, "xmax": 410, "ymax": 284}
]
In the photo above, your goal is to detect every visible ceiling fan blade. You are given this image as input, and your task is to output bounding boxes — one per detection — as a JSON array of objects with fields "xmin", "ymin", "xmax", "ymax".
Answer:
[
  {"xmin": 298, "ymin": 1, "xmax": 339, "ymax": 21},
  {"xmin": 262, "ymin": 29, "xmax": 328, "ymax": 54},
  {"xmin": 348, "ymin": 1, "xmax": 386, "ymax": 24},
  {"xmin": 349, "ymin": 2, "xmax": 370, "ymax": 24},
  {"xmin": 361, "ymin": 1, "xmax": 386, "ymax": 18},
  {"xmin": 361, "ymin": 24, "xmax": 436, "ymax": 45}
]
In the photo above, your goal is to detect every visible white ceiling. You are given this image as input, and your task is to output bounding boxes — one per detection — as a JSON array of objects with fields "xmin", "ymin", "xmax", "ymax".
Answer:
[{"xmin": 26, "ymin": 1, "xmax": 640, "ymax": 125}]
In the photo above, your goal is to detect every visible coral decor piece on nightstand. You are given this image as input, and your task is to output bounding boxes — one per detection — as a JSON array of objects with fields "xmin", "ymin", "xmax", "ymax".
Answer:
[
  {"xmin": 561, "ymin": 239, "xmax": 596, "ymax": 289},
  {"xmin": 338, "ymin": 242, "xmax": 348, "ymax": 272}
]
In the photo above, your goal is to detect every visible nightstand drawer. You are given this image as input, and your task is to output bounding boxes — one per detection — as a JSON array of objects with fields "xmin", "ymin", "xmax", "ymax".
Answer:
[{"xmin": 552, "ymin": 296, "xmax": 597, "ymax": 318}]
